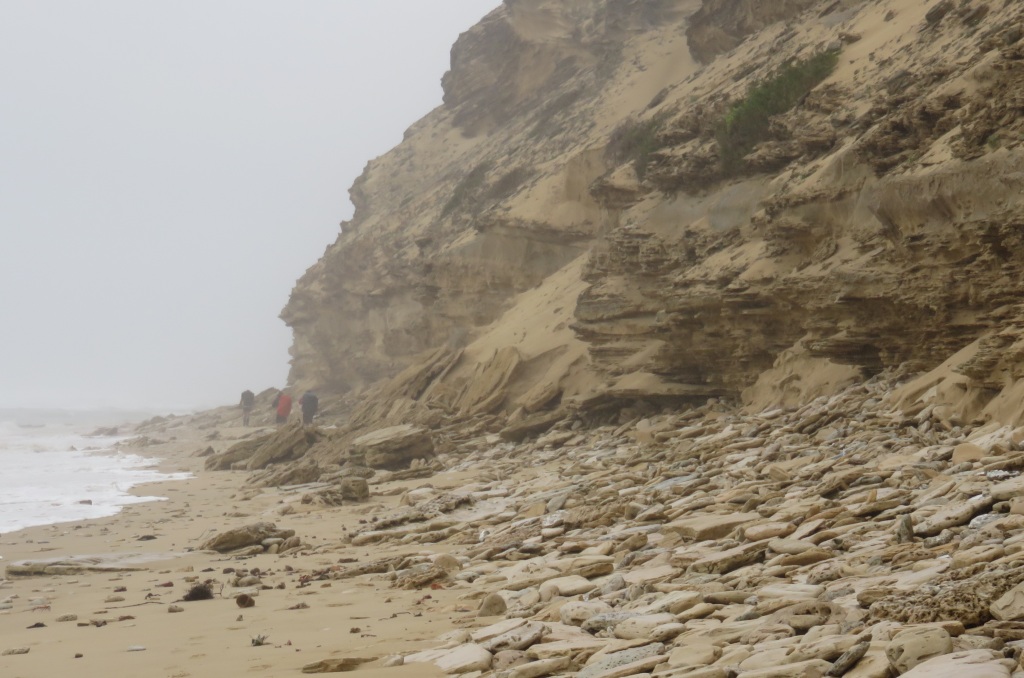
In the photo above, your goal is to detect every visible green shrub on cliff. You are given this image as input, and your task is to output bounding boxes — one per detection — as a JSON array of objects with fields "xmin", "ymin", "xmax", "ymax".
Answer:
[
  {"xmin": 605, "ymin": 112, "xmax": 670, "ymax": 180},
  {"xmin": 716, "ymin": 50, "xmax": 839, "ymax": 172}
]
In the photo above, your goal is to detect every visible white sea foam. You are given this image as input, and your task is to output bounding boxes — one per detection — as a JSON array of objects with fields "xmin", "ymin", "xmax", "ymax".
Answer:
[{"xmin": 0, "ymin": 419, "xmax": 191, "ymax": 534}]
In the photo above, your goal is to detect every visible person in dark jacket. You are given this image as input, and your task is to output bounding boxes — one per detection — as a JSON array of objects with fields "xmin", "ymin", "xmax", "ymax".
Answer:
[
  {"xmin": 239, "ymin": 389, "xmax": 255, "ymax": 426},
  {"xmin": 300, "ymin": 391, "xmax": 319, "ymax": 426}
]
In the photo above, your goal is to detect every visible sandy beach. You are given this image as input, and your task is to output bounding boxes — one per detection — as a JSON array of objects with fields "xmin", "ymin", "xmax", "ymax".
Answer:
[{"xmin": 0, "ymin": 417, "xmax": 472, "ymax": 678}]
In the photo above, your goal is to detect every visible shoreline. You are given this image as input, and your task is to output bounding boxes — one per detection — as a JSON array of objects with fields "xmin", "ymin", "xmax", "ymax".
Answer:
[{"xmin": 0, "ymin": 416, "xmax": 460, "ymax": 677}]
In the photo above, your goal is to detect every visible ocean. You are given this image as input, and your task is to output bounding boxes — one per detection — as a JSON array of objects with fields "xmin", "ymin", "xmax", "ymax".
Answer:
[{"xmin": 0, "ymin": 410, "xmax": 191, "ymax": 536}]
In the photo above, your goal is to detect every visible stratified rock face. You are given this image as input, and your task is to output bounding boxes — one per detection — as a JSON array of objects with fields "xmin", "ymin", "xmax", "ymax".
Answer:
[
  {"xmin": 684, "ymin": 0, "xmax": 820, "ymax": 62},
  {"xmin": 284, "ymin": 0, "xmax": 1024, "ymax": 431}
]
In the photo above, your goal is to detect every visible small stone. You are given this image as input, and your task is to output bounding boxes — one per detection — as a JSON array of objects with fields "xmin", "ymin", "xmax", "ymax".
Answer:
[
  {"xmin": 2, "ymin": 648, "xmax": 30, "ymax": 656},
  {"xmin": 168, "ymin": 605, "xmax": 184, "ymax": 613},
  {"xmin": 478, "ymin": 592, "xmax": 507, "ymax": 617},
  {"xmin": 127, "ymin": 645, "xmax": 146, "ymax": 652}
]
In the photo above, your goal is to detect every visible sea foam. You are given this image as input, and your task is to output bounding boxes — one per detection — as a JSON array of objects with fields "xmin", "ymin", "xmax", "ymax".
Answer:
[{"xmin": 0, "ymin": 419, "xmax": 191, "ymax": 534}]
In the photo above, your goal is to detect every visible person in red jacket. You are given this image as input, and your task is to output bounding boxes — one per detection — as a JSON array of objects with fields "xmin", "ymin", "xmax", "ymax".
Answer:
[{"xmin": 272, "ymin": 390, "xmax": 292, "ymax": 425}]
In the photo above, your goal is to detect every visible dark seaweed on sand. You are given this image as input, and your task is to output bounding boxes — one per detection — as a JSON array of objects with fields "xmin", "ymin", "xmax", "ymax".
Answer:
[{"xmin": 182, "ymin": 581, "xmax": 214, "ymax": 601}]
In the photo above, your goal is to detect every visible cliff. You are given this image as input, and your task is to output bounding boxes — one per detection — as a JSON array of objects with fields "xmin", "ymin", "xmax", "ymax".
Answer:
[{"xmin": 282, "ymin": 0, "xmax": 1024, "ymax": 435}]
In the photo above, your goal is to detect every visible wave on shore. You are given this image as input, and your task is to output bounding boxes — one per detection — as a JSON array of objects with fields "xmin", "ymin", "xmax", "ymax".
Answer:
[{"xmin": 0, "ymin": 420, "xmax": 191, "ymax": 534}]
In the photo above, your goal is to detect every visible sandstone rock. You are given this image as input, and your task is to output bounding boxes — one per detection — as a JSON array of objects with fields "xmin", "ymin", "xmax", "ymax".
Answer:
[
  {"xmin": 560, "ymin": 600, "xmax": 612, "ymax": 626},
  {"xmin": 301, "ymin": 657, "xmax": 375, "ymax": 673},
  {"xmin": 577, "ymin": 643, "xmax": 667, "ymax": 678},
  {"xmin": 479, "ymin": 592, "xmax": 508, "ymax": 617},
  {"xmin": 492, "ymin": 650, "xmax": 530, "ymax": 671},
  {"xmin": 428, "ymin": 643, "xmax": 493, "ymax": 674},
  {"xmin": 992, "ymin": 477, "xmax": 1024, "ymax": 501},
  {"xmin": 352, "ymin": 425, "xmax": 434, "ymax": 470},
  {"xmin": 613, "ymin": 613, "xmax": 677, "ymax": 640},
  {"xmin": 991, "ymin": 582, "xmax": 1024, "ymax": 621},
  {"xmin": 480, "ymin": 621, "xmax": 548, "ymax": 653},
  {"xmin": 339, "ymin": 477, "xmax": 369, "ymax": 502},
  {"xmin": 538, "ymin": 575, "xmax": 594, "ymax": 601},
  {"xmin": 507, "ymin": 656, "xmax": 571, "ymax": 678},
  {"xmin": 735, "ymin": 659, "xmax": 832, "ymax": 678},
  {"xmin": 667, "ymin": 642, "xmax": 721, "ymax": 668},
  {"xmin": 953, "ymin": 443, "xmax": 986, "ymax": 464},
  {"xmin": 688, "ymin": 541, "xmax": 767, "ymax": 575},
  {"xmin": 885, "ymin": 627, "xmax": 954, "ymax": 674},
  {"xmin": 913, "ymin": 495, "xmax": 994, "ymax": 537},
  {"xmin": 898, "ymin": 649, "xmax": 1014, "ymax": 678},
  {"xmin": 199, "ymin": 522, "xmax": 295, "ymax": 553},
  {"xmin": 665, "ymin": 512, "xmax": 760, "ymax": 541}
]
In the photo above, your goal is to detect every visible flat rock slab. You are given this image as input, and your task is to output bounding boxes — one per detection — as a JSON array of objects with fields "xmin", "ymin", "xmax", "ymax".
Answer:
[
  {"xmin": 898, "ymin": 649, "xmax": 1015, "ymax": 678},
  {"xmin": 664, "ymin": 512, "xmax": 760, "ymax": 541}
]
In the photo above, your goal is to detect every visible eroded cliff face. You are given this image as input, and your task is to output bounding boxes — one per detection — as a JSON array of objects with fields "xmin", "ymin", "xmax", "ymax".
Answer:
[{"xmin": 283, "ymin": 0, "xmax": 1024, "ymax": 433}]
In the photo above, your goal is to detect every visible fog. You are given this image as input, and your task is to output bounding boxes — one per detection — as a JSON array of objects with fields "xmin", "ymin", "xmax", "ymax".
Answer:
[{"xmin": 0, "ymin": 1, "xmax": 497, "ymax": 412}]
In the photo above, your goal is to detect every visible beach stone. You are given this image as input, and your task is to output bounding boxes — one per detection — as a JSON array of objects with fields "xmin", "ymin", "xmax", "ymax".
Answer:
[
  {"xmin": 199, "ymin": 522, "xmax": 295, "ymax": 553},
  {"xmin": 2, "ymin": 648, "xmax": 29, "ymax": 655},
  {"xmin": 301, "ymin": 657, "xmax": 375, "ymax": 673},
  {"xmin": 478, "ymin": 592, "xmax": 507, "ymax": 617},
  {"xmin": 430, "ymin": 643, "xmax": 493, "ymax": 673},
  {"xmin": 492, "ymin": 650, "xmax": 530, "ymax": 671},
  {"xmin": 352, "ymin": 425, "xmax": 434, "ymax": 470},
  {"xmin": 339, "ymin": 477, "xmax": 369, "ymax": 502},
  {"xmin": 434, "ymin": 554, "xmax": 461, "ymax": 573},
  {"xmin": 688, "ymin": 541, "xmax": 766, "ymax": 575},
  {"xmin": 649, "ymin": 622, "xmax": 686, "ymax": 642},
  {"xmin": 470, "ymin": 618, "xmax": 528, "ymax": 644},
  {"xmin": 834, "ymin": 641, "xmax": 891, "ymax": 678},
  {"xmin": 827, "ymin": 641, "xmax": 870, "ymax": 676},
  {"xmin": 769, "ymin": 601, "xmax": 834, "ymax": 631},
  {"xmin": 745, "ymin": 522, "xmax": 796, "ymax": 541},
  {"xmin": 508, "ymin": 656, "xmax": 571, "ymax": 678},
  {"xmin": 667, "ymin": 642, "xmax": 721, "ymax": 668},
  {"xmin": 582, "ymin": 612, "xmax": 641, "ymax": 633},
  {"xmin": 577, "ymin": 643, "xmax": 666, "ymax": 678},
  {"xmin": 600, "ymin": 574, "xmax": 627, "ymax": 595},
  {"xmin": 481, "ymin": 621, "xmax": 548, "ymax": 653},
  {"xmin": 992, "ymin": 477, "xmax": 1024, "ymax": 501},
  {"xmin": 127, "ymin": 645, "xmax": 146, "ymax": 652},
  {"xmin": 560, "ymin": 600, "xmax": 612, "ymax": 626},
  {"xmin": 613, "ymin": 613, "xmax": 677, "ymax": 640},
  {"xmin": 953, "ymin": 443, "xmax": 986, "ymax": 464},
  {"xmin": 769, "ymin": 538, "xmax": 817, "ymax": 555},
  {"xmin": 735, "ymin": 659, "xmax": 832, "ymax": 677},
  {"xmin": 954, "ymin": 545, "xmax": 1005, "ymax": 569},
  {"xmin": 665, "ymin": 512, "xmax": 760, "ymax": 540},
  {"xmin": 990, "ymin": 582, "xmax": 1024, "ymax": 621},
  {"xmin": 56, "ymin": 614, "xmax": 78, "ymax": 622},
  {"xmin": 898, "ymin": 649, "xmax": 1014, "ymax": 677},
  {"xmin": 168, "ymin": 604, "xmax": 184, "ymax": 613},
  {"xmin": 886, "ymin": 627, "xmax": 954, "ymax": 674},
  {"xmin": 758, "ymin": 583, "xmax": 825, "ymax": 600},
  {"xmin": 539, "ymin": 575, "xmax": 594, "ymax": 601},
  {"xmin": 914, "ymin": 495, "xmax": 994, "ymax": 537}
]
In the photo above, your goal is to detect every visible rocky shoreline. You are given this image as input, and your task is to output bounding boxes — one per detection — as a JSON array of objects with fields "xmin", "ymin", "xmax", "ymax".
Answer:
[{"xmin": 7, "ymin": 370, "xmax": 1024, "ymax": 676}]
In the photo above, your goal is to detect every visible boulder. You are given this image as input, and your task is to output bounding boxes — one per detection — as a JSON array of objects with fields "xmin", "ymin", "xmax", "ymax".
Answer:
[
  {"xmin": 352, "ymin": 425, "xmax": 434, "ymax": 470},
  {"xmin": 339, "ymin": 477, "xmax": 370, "ymax": 502},
  {"xmin": 886, "ymin": 627, "xmax": 954, "ymax": 674},
  {"xmin": 199, "ymin": 522, "xmax": 295, "ymax": 553}
]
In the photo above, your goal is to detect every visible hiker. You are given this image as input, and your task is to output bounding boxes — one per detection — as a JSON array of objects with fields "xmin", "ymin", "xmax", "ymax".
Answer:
[
  {"xmin": 239, "ymin": 389, "xmax": 255, "ymax": 426},
  {"xmin": 300, "ymin": 391, "xmax": 319, "ymax": 426},
  {"xmin": 272, "ymin": 390, "xmax": 292, "ymax": 425}
]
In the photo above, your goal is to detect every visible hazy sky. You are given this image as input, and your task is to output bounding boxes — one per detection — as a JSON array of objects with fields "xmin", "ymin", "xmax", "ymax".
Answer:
[{"xmin": 0, "ymin": 1, "xmax": 498, "ymax": 411}]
